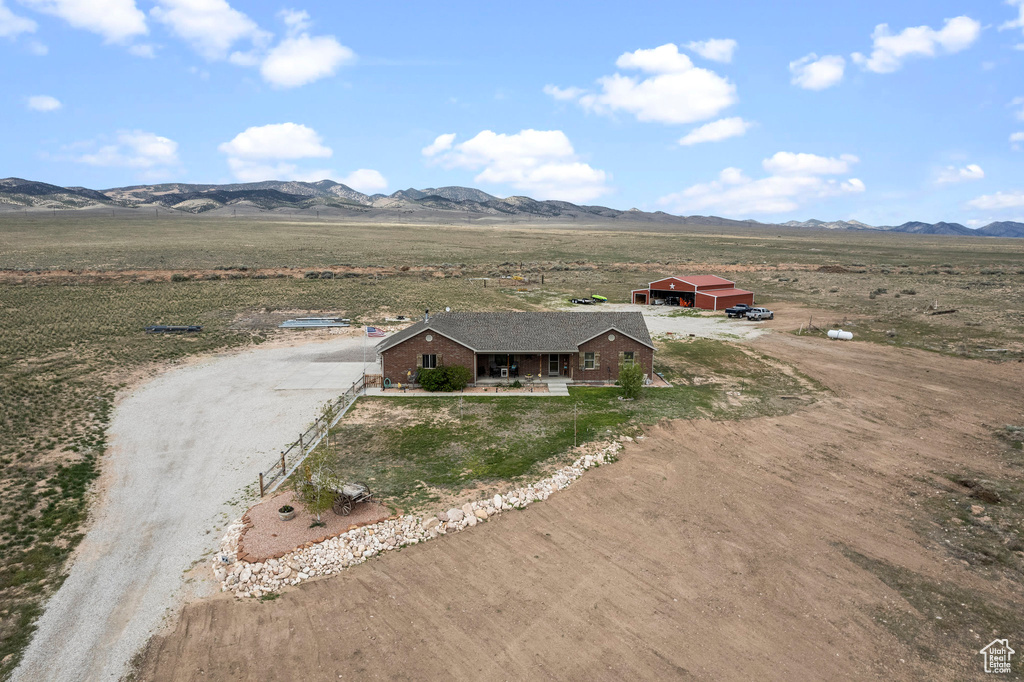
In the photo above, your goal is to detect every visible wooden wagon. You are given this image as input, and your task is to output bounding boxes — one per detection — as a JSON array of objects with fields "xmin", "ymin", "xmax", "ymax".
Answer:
[{"xmin": 332, "ymin": 482, "xmax": 373, "ymax": 516}]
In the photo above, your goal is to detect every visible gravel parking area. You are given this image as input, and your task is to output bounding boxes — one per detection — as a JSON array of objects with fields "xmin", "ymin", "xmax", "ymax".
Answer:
[
  {"xmin": 564, "ymin": 302, "xmax": 768, "ymax": 340},
  {"xmin": 13, "ymin": 335, "xmax": 368, "ymax": 682}
]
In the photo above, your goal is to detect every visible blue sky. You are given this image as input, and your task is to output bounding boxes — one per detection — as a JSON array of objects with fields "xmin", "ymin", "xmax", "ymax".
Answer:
[{"xmin": 2, "ymin": 0, "xmax": 1023, "ymax": 225}]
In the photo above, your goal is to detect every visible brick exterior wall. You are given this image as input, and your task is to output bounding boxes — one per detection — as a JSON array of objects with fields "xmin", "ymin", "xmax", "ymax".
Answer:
[
  {"xmin": 576, "ymin": 333, "xmax": 654, "ymax": 383},
  {"xmin": 380, "ymin": 330, "xmax": 655, "ymax": 385},
  {"xmin": 379, "ymin": 330, "xmax": 475, "ymax": 386}
]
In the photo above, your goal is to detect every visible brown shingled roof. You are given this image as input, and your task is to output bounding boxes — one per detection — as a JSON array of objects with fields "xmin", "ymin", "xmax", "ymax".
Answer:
[{"xmin": 376, "ymin": 312, "xmax": 654, "ymax": 354}]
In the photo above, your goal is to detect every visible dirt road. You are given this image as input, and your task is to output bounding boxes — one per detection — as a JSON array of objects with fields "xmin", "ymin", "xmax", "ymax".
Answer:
[
  {"xmin": 13, "ymin": 335, "xmax": 375, "ymax": 682},
  {"xmin": 138, "ymin": 334, "xmax": 1024, "ymax": 680}
]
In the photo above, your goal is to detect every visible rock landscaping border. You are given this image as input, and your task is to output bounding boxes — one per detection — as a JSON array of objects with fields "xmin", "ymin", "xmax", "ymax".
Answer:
[{"xmin": 213, "ymin": 439, "xmax": 630, "ymax": 598}]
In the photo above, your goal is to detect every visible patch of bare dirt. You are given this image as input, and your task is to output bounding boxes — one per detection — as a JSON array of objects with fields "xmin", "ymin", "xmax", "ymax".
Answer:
[
  {"xmin": 237, "ymin": 492, "xmax": 390, "ymax": 563},
  {"xmin": 342, "ymin": 402, "xmax": 437, "ymax": 427},
  {"xmin": 137, "ymin": 334, "xmax": 1024, "ymax": 681}
]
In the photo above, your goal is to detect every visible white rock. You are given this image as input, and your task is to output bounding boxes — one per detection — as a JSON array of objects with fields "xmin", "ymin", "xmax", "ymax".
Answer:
[
  {"xmin": 493, "ymin": 495, "xmax": 503, "ymax": 510},
  {"xmin": 447, "ymin": 508, "xmax": 464, "ymax": 522}
]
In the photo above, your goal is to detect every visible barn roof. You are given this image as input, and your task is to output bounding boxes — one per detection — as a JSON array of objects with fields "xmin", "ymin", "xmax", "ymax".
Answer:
[
  {"xmin": 650, "ymin": 275, "xmax": 734, "ymax": 288},
  {"xmin": 694, "ymin": 287, "xmax": 754, "ymax": 297},
  {"xmin": 376, "ymin": 312, "xmax": 654, "ymax": 354}
]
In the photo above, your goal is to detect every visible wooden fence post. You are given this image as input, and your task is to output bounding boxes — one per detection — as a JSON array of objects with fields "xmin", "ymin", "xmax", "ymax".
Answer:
[
  {"xmin": 298, "ymin": 433, "xmax": 304, "ymax": 453},
  {"xmin": 259, "ymin": 472, "xmax": 265, "ymax": 497},
  {"xmin": 280, "ymin": 452, "xmax": 286, "ymax": 478}
]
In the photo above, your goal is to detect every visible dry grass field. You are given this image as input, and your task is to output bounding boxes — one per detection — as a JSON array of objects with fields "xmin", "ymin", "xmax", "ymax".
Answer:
[{"xmin": 1, "ymin": 213, "xmax": 1023, "ymax": 678}]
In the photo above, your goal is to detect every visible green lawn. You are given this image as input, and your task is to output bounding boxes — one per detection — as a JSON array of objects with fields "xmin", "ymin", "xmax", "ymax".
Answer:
[{"xmin": 317, "ymin": 338, "xmax": 815, "ymax": 511}]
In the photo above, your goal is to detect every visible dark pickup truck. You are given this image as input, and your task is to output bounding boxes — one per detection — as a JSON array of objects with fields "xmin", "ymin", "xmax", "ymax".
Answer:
[{"xmin": 725, "ymin": 304, "xmax": 753, "ymax": 318}]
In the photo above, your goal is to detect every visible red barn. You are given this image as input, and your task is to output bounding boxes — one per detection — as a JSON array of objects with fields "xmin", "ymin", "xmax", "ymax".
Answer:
[{"xmin": 631, "ymin": 275, "xmax": 754, "ymax": 311}]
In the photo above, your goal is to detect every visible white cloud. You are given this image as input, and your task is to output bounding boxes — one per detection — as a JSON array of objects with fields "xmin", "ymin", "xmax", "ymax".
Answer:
[
  {"xmin": 219, "ymin": 122, "xmax": 340, "ymax": 181},
  {"xmin": 278, "ymin": 8, "xmax": 311, "ymax": 33},
  {"xmin": 967, "ymin": 191, "xmax": 1024, "ymax": 210},
  {"xmin": 150, "ymin": 0, "xmax": 268, "ymax": 60},
  {"xmin": 219, "ymin": 122, "xmax": 331, "ymax": 160},
  {"xmin": 0, "ymin": 0, "xmax": 36, "ymax": 37},
  {"xmin": 1001, "ymin": 0, "xmax": 1024, "ymax": 36},
  {"xmin": 260, "ymin": 33, "xmax": 354, "ymax": 88},
  {"xmin": 546, "ymin": 43, "xmax": 737, "ymax": 125},
  {"xmin": 27, "ymin": 39, "xmax": 47, "ymax": 54},
  {"xmin": 127, "ymin": 42, "xmax": 154, "ymax": 57},
  {"xmin": 659, "ymin": 152, "xmax": 864, "ymax": 216},
  {"xmin": 851, "ymin": 16, "xmax": 981, "ymax": 73},
  {"xmin": 762, "ymin": 151, "xmax": 859, "ymax": 175},
  {"xmin": 427, "ymin": 129, "xmax": 611, "ymax": 203},
  {"xmin": 1011, "ymin": 131, "xmax": 1024, "ymax": 150},
  {"xmin": 73, "ymin": 130, "xmax": 179, "ymax": 170},
  {"xmin": 614, "ymin": 43, "xmax": 694, "ymax": 73},
  {"xmin": 1011, "ymin": 96, "xmax": 1024, "ymax": 121},
  {"xmin": 789, "ymin": 53, "xmax": 845, "ymax": 90},
  {"xmin": 20, "ymin": 0, "xmax": 147, "ymax": 43},
  {"xmin": 339, "ymin": 169, "xmax": 387, "ymax": 193},
  {"xmin": 685, "ymin": 38, "xmax": 737, "ymax": 63},
  {"xmin": 542, "ymin": 84, "xmax": 585, "ymax": 101},
  {"xmin": 678, "ymin": 117, "xmax": 752, "ymax": 146},
  {"xmin": 421, "ymin": 133, "xmax": 455, "ymax": 157},
  {"xmin": 937, "ymin": 164, "xmax": 984, "ymax": 184},
  {"xmin": 27, "ymin": 94, "xmax": 61, "ymax": 111}
]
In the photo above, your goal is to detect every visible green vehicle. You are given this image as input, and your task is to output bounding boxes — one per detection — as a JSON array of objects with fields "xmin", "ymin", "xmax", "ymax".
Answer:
[{"xmin": 591, "ymin": 294, "xmax": 608, "ymax": 302}]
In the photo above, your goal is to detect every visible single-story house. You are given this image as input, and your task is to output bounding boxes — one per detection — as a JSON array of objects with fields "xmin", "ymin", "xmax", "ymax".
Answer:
[
  {"xmin": 376, "ymin": 311, "xmax": 655, "ymax": 386},
  {"xmin": 631, "ymin": 275, "xmax": 755, "ymax": 310}
]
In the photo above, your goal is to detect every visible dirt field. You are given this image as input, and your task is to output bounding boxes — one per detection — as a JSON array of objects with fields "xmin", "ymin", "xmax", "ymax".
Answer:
[{"xmin": 137, "ymin": 333, "xmax": 1024, "ymax": 680}]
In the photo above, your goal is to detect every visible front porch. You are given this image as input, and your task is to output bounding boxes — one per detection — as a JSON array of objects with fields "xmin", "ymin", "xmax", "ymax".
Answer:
[{"xmin": 475, "ymin": 353, "xmax": 577, "ymax": 382}]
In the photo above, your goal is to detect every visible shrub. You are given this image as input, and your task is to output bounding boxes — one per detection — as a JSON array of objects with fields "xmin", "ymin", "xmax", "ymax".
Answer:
[
  {"xmin": 900, "ymin": 289, "xmax": 917, "ymax": 295},
  {"xmin": 617, "ymin": 362, "xmax": 644, "ymax": 399},
  {"xmin": 418, "ymin": 364, "xmax": 472, "ymax": 392},
  {"xmin": 170, "ymin": 273, "xmax": 188, "ymax": 282}
]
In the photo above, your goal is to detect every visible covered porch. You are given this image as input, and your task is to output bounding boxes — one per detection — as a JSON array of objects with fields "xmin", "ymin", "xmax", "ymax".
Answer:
[{"xmin": 475, "ymin": 352, "xmax": 577, "ymax": 382}]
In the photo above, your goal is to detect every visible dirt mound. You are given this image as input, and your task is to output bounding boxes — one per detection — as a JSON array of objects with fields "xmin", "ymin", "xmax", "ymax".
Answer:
[{"xmin": 817, "ymin": 264, "xmax": 851, "ymax": 273}]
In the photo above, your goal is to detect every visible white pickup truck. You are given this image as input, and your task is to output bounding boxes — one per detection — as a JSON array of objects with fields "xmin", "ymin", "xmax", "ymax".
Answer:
[{"xmin": 746, "ymin": 307, "xmax": 774, "ymax": 321}]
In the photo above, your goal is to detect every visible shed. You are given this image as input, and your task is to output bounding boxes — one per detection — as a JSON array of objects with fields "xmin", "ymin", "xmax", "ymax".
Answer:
[{"xmin": 632, "ymin": 275, "xmax": 754, "ymax": 310}]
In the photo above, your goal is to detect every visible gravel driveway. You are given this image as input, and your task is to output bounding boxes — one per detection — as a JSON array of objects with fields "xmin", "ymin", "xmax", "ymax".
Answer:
[
  {"xmin": 565, "ymin": 302, "xmax": 768, "ymax": 340},
  {"xmin": 13, "ymin": 335, "xmax": 373, "ymax": 682}
]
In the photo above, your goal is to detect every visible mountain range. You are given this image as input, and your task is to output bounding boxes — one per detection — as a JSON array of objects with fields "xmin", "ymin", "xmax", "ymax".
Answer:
[{"xmin": 1, "ymin": 177, "xmax": 1021, "ymax": 238}]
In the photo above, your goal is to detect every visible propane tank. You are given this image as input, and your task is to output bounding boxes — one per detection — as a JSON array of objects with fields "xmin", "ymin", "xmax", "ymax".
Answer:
[{"xmin": 827, "ymin": 329, "xmax": 853, "ymax": 340}]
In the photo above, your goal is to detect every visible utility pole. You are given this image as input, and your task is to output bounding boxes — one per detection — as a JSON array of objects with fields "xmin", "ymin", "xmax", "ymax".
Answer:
[{"xmin": 574, "ymin": 402, "xmax": 579, "ymax": 447}]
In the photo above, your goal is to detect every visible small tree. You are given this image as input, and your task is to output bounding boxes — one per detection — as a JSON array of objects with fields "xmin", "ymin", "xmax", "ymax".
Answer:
[
  {"xmin": 617, "ymin": 362, "xmax": 644, "ymax": 399},
  {"xmin": 293, "ymin": 447, "xmax": 336, "ymax": 526}
]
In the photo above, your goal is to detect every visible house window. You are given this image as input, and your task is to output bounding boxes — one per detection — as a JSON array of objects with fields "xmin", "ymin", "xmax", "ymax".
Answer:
[
  {"xmin": 623, "ymin": 351, "xmax": 635, "ymax": 367},
  {"xmin": 422, "ymin": 354, "xmax": 438, "ymax": 369},
  {"xmin": 584, "ymin": 352, "xmax": 595, "ymax": 369}
]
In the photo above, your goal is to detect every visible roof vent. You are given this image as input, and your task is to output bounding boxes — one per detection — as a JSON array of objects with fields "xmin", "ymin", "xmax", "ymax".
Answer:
[{"xmin": 425, "ymin": 309, "xmax": 429, "ymax": 322}]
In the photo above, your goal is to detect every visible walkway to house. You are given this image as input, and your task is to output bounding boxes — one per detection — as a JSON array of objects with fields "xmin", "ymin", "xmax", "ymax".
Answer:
[{"xmin": 546, "ymin": 378, "xmax": 571, "ymax": 396}]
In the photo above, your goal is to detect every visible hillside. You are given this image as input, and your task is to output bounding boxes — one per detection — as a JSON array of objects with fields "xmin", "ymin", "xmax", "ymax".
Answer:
[{"xmin": 1, "ymin": 177, "xmax": 1021, "ymax": 237}]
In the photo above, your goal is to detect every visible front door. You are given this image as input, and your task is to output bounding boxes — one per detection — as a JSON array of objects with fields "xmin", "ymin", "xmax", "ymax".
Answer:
[{"xmin": 548, "ymin": 354, "xmax": 560, "ymax": 376}]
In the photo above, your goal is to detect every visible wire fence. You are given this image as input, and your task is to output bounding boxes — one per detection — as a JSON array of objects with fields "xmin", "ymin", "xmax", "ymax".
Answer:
[{"xmin": 257, "ymin": 374, "xmax": 375, "ymax": 496}]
